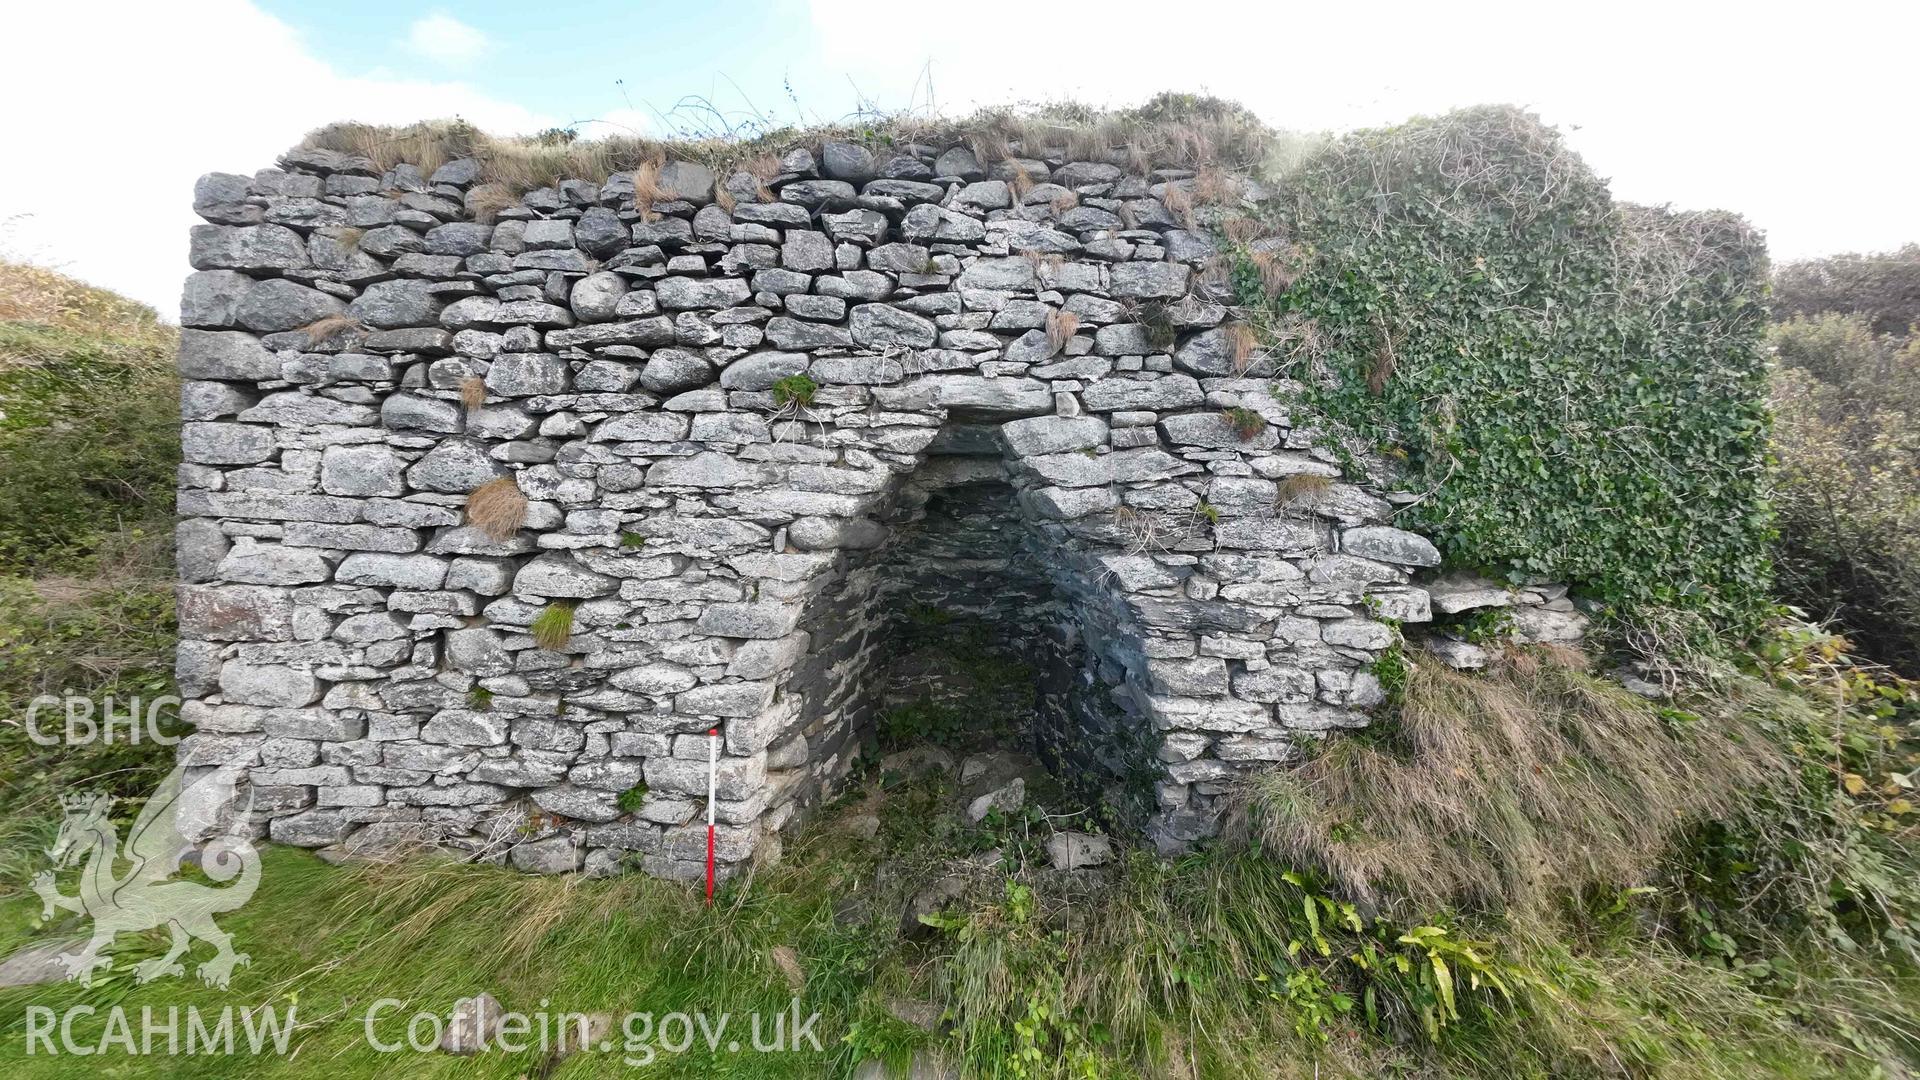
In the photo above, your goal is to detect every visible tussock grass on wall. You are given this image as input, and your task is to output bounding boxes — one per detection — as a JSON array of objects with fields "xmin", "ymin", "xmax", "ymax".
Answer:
[
  {"xmin": 297, "ymin": 92, "xmax": 1278, "ymax": 197},
  {"xmin": 529, "ymin": 602, "xmax": 575, "ymax": 652},
  {"xmin": 458, "ymin": 374, "xmax": 488, "ymax": 412},
  {"xmin": 464, "ymin": 475, "xmax": 526, "ymax": 541}
]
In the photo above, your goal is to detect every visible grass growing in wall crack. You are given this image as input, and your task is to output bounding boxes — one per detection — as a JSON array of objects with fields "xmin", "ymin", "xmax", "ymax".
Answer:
[
  {"xmin": 1274, "ymin": 472, "xmax": 1331, "ymax": 510},
  {"xmin": 770, "ymin": 373, "xmax": 818, "ymax": 408},
  {"xmin": 464, "ymin": 475, "xmax": 527, "ymax": 541},
  {"xmin": 1223, "ymin": 405, "xmax": 1266, "ymax": 441},
  {"xmin": 301, "ymin": 313, "xmax": 362, "ymax": 346},
  {"xmin": 529, "ymin": 602, "xmax": 575, "ymax": 652},
  {"xmin": 459, "ymin": 374, "xmax": 488, "ymax": 412}
]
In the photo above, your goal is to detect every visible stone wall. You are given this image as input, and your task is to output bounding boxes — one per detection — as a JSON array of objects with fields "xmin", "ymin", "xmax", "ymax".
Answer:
[{"xmin": 173, "ymin": 134, "xmax": 1569, "ymax": 877}]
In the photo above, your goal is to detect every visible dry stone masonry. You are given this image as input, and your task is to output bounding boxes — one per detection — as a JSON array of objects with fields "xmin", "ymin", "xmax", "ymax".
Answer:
[{"xmin": 174, "ymin": 132, "xmax": 1584, "ymax": 877}]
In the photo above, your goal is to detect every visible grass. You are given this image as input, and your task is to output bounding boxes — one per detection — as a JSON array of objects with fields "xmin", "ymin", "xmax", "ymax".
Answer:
[
  {"xmin": 529, "ymin": 602, "xmax": 576, "ymax": 652},
  {"xmin": 460, "ymin": 375, "xmax": 488, "ymax": 412},
  {"xmin": 0, "ymin": 261, "xmax": 180, "ymax": 876},
  {"xmin": 1226, "ymin": 323, "xmax": 1259, "ymax": 373},
  {"xmin": 0, "ymin": 837, "xmax": 882, "ymax": 1076},
  {"xmin": 1273, "ymin": 472, "xmax": 1330, "ymax": 509},
  {"xmin": 465, "ymin": 476, "xmax": 528, "ymax": 541},
  {"xmin": 302, "ymin": 313, "xmax": 362, "ymax": 345},
  {"xmin": 1043, "ymin": 309, "xmax": 1079, "ymax": 356},
  {"xmin": 0, "ymin": 737, "xmax": 1910, "ymax": 1078},
  {"xmin": 769, "ymin": 375, "xmax": 817, "ymax": 409},
  {"xmin": 0, "ymin": 264, "xmax": 177, "ymax": 572},
  {"xmin": 1222, "ymin": 406, "xmax": 1266, "ymax": 441},
  {"xmin": 1131, "ymin": 301, "xmax": 1178, "ymax": 352},
  {"xmin": 296, "ymin": 92, "xmax": 1277, "ymax": 201},
  {"xmin": 1253, "ymin": 647, "xmax": 1784, "ymax": 920}
]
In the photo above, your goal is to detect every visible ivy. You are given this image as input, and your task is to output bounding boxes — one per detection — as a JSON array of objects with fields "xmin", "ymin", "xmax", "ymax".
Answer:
[{"xmin": 1241, "ymin": 107, "xmax": 1773, "ymax": 632}]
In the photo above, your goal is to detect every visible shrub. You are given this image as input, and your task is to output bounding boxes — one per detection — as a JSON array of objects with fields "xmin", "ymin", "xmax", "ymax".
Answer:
[
  {"xmin": 0, "ymin": 273, "xmax": 178, "ymax": 572},
  {"xmin": 1245, "ymin": 108, "xmax": 1773, "ymax": 634},
  {"xmin": 0, "ymin": 263, "xmax": 181, "ymax": 878},
  {"xmin": 1772, "ymin": 243, "xmax": 1920, "ymax": 336},
  {"xmin": 1132, "ymin": 301, "xmax": 1178, "ymax": 351},
  {"xmin": 1767, "ymin": 313, "xmax": 1920, "ymax": 673}
]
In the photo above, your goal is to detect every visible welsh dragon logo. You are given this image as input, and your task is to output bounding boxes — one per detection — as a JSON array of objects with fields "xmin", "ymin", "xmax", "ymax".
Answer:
[{"xmin": 32, "ymin": 761, "xmax": 259, "ymax": 988}]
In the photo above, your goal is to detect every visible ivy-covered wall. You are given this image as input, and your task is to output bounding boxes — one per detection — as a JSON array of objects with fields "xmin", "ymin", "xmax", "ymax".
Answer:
[{"xmin": 1238, "ymin": 106, "xmax": 1773, "ymax": 631}]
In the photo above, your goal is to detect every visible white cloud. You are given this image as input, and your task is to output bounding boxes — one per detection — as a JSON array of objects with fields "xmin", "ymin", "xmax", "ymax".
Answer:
[
  {"xmin": 0, "ymin": 0, "xmax": 554, "ymax": 316},
  {"xmin": 406, "ymin": 12, "xmax": 490, "ymax": 67}
]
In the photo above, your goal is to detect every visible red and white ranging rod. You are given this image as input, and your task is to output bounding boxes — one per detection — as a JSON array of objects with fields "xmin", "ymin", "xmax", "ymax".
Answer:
[{"xmin": 704, "ymin": 726, "xmax": 718, "ymax": 903}]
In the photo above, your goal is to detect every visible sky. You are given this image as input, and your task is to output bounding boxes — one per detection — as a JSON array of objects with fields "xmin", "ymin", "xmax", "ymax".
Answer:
[{"xmin": 2, "ymin": 0, "xmax": 1915, "ymax": 318}]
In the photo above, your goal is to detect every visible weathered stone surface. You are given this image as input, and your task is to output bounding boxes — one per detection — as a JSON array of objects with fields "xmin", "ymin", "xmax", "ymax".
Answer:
[
  {"xmin": 1340, "ymin": 526, "xmax": 1441, "ymax": 567},
  {"xmin": 1425, "ymin": 574, "xmax": 1512, "ymax": 614},
  {"xmin": 999, "ymin": 415, "xmax": 1107, "ymax": 457},
  {"xmin": 336, "ymin": 553, "xmax": 449, "ymax": 590},
  {"xmin": 1081, "ymin": 375, "xmax": 1204, "ymax": 412},
  {"xmin": 1173, "ymin": 326, "xmax": 1245, "ymax": 376},
  {"xmin": 1109, "ymin": 262, "xmax": 1190, "ymax": 299},
  {"xmin": 189, "ymin": 225, "xmax": 309, "ymax": 272},
  {"xmin": 765, "ymin": 316, "xmax": 852, "ymax": 349},
  {"xmin": 1158, "ymin": 412, "xmax": 1277, "ymax": 450},
  {"xmin": 656, "ymin": 277, "xmax": 751, "ymax": 310},
  {"xmin": 219, "ymin": 663, "xmax": 321, "ymax": 708},
  {"xmin": 425, "ymin": 221, "xmax": 494, "ymax": 256},
  {"xmin": 235, "ymin": 278, "xmax": 346, "ymax": 333},
  {"xmin": 639, "ymin": 348, "xmax": 714, "ymax": 393},
  {"xmin": 180, "ymin": 270, "xmax": 254, "ymax": 328},
  {"xmin": 514, "ymin": 553, "xmax": 618, "ymax": 598},
  {"xmin": 719, "ymin": 351, "xmax": 808, "ymax": 391},
  {"xmin": 1045, "ymin": 831, "xmax": 1114, "ymax": 870},
  {"xmin": 349, "ymin": 280, "xmax": 447, "ymax": 329},
  {"xmin": 218, "ymin": 542, "xmax": 332, "ymax": 585},
  {"xmin": 957, "ymin": 258, "xmax": 1038, "ymax": 292},
  {"xmin": 178, "ymin": 330, "xmax": 280, "ymax": 381},
  {"xmin": 319, "ymin": 444, "xmax": 405, "ymax": 496},
  {"xmin": 406, "ymin": 439, "xmax": 502, "ymax": 493},
  {"xmin": 486, "ymin": 352, "xmax": 571, "ymax": 396},
  {"xmin": 381, "ymin": 393, "xmax": 464, "ymax": 433},
  {"xmin": 568, "ymin": 271, "xmax": 627, "ymax": 322},
  {"xmin": 849, "ymin": 304, "xmax": 935, "ymax": 348},
  {"xmin": 821, "ymin": 141, "xmax": 876, "ymax": 182},
  {"xmin": 441, "ymin": 994, "xmax": 505, "ymax": 1054},
  {"xmin": 182, "ymin": 422, "xmax": 275, "ymax": 465}
]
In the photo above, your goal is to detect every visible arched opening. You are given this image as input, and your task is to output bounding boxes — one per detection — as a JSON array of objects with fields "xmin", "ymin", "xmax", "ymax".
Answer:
[{"xmin": 776, "ymin": 418, "xmax": 1159, "ymax": 835}]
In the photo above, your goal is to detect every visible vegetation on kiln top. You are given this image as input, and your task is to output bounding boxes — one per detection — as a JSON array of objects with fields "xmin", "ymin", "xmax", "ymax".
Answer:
[{"xmin": 292, "ymin": 91, "xmax": 1287, "ymax": 196}]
